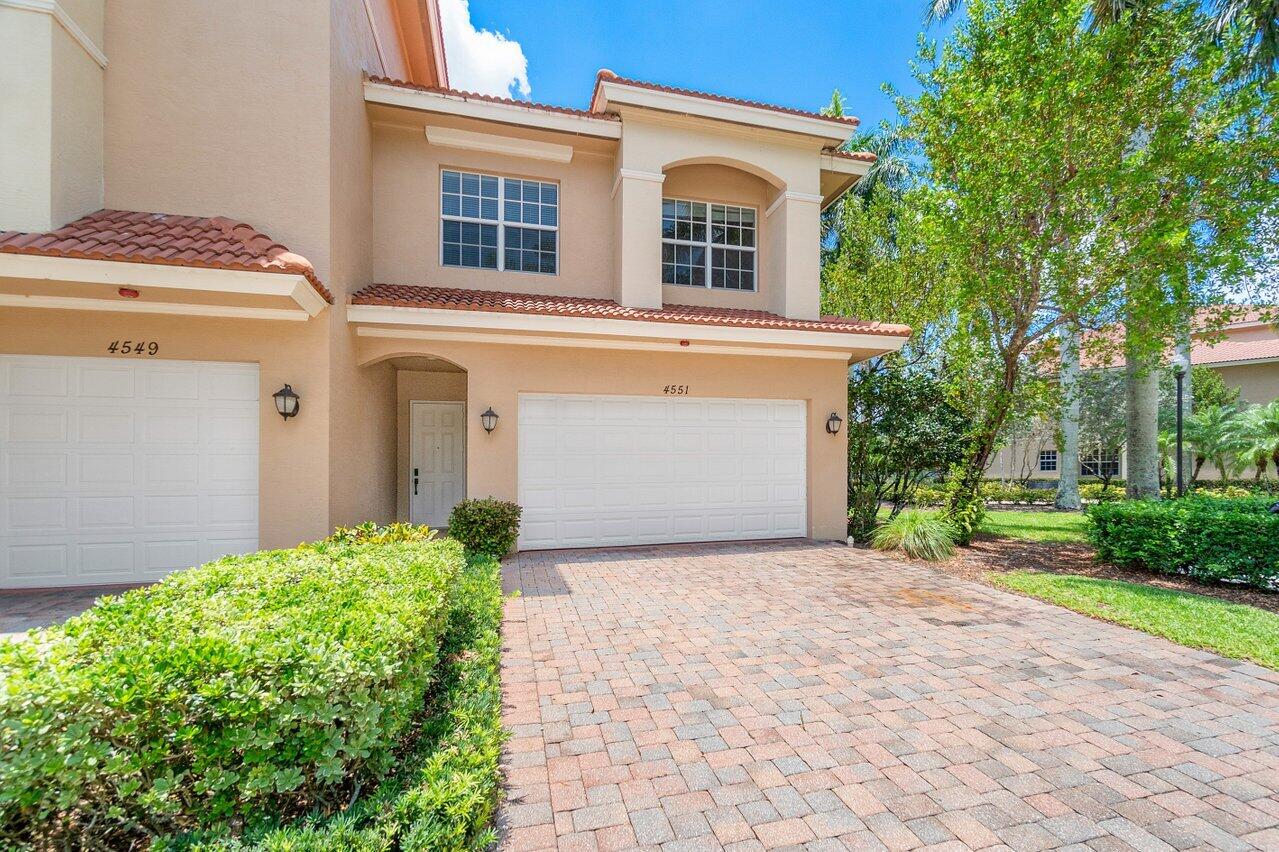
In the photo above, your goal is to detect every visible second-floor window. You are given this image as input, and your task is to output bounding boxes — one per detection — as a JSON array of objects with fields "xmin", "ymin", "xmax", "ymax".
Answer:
[
  {"xmin": 661, "ymin": 198, "xmax": 756, "ymax": 291},
  {"xmin": 441, "ymin": 169, "xmax": 558, "ymax": 275},
  {"xmin": 1038, "ymin": 450, "xmax": 1058, "ymax": 472}
]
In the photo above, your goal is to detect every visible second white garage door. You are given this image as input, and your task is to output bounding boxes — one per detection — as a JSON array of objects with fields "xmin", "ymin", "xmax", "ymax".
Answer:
[
  {"xmin": 0, "ymin": 355, "xmax": 259, "ymax": 589},
  {"xmin": 518, "ymin": 393, "xmax": 806, "ymax": 549}
]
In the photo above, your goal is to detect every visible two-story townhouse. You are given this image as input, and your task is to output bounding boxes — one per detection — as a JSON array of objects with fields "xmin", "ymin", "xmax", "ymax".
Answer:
[{"xmin": 0, "ymin": 0, "xmax": 907, "ymax": 589}]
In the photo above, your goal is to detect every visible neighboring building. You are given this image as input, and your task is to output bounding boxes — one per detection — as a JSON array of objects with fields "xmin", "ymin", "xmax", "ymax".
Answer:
[
  {"xmin": 0, "ymin": 1, "xmax": 906, "ymax": 588},
  {"xmin": 987, "ymin": 310, "xmax": 1279, "ymax": 483}
]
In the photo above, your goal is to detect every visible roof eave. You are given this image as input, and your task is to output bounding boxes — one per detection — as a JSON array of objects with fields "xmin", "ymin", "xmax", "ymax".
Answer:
[
  {"xmin": 592, "ymin": 78, "xmax": 856, "ymax": 146},
  {"xmin": 364, "ymin": 79, "xmax": 622, "ymax": 139}
]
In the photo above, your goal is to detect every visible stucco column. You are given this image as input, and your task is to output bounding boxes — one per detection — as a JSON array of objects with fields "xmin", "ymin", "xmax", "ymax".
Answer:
[
  {"xmin": 612, "ymin": 169, "xmax": 665, "ymax": 309},
  {"xmin": 764, "ymin": 192, "xmax": 822, "ymax": 320},
  {"xmin": 0, "ymin": 0, "xmax": 104, "ymax": 232}
]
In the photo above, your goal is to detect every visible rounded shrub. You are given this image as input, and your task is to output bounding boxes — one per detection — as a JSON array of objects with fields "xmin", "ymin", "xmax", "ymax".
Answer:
[
  {"xmin": 872, "ymin": 510, "xmax": 959, "ymax": 560},
  {"xmin": 447, "ymin": 498, "xmax": 522, "ymax": 555}
]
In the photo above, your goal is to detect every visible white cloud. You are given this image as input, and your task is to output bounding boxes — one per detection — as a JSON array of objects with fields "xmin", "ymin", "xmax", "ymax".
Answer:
[{"xmin": 438, "ymin": 0, "xmax": 531, "ymax": 99}]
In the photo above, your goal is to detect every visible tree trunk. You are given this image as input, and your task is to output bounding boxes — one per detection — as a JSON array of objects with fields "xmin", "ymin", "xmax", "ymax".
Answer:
[
  {"xmin": 1125, "ymin": 350, "xmax": 1162, "ymax": 500},
  {"xmin": 1056, "ymin": 324, "xmax": 1081, "ymax": 510}
]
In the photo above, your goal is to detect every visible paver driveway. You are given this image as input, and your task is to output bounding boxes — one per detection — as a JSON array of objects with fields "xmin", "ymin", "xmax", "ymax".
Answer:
[{"xmin": 498, "ymin": 541, "xmax": 1279, "ymax": 851}]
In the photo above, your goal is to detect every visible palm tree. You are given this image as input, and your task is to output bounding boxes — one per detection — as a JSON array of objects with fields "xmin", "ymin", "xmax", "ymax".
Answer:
[
  {"xmin": 1227, "ymin": 399, "xmax": 1279, "ymax": 479},
  {"xmin": 923, "ymin": 0, "xmax": 1278, "ymax": 80},
  {"xmin": 1184, "ymin": 403, "xmax": 1238, "ymax": 482}
]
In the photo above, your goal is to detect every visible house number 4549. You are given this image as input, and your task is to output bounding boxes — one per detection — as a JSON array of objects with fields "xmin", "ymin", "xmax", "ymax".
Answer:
[
  {"xmin": 663, "ymin": 385, "xmax": 689, "ymax": 395},
  {"xmin": 107, "ymin": 340, "xmax": 160, "ymax": 356}
]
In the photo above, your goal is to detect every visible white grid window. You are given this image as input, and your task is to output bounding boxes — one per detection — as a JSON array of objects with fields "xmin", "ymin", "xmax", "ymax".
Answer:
[
  {"xmin": 1081, "ymin": 449, "xmax": 1121, "ymax": 477},
  {"xmin": 441, "ymin": 169, "xmax": 557, "ymax": 274},
  {"xmin": 1038, "ymin": 450, "xmax": 1058, "ymax": 472},
  {"xmin": 662, "ymin": 198, "xmax": 756, "ymax": 291}
]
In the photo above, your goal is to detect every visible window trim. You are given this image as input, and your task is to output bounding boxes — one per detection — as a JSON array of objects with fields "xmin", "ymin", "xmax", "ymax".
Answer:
[
  {"xmin": 1038, "ymin": 449, "xmax": 1058, "ymax": 472},
  {"xmin": 661, "ymin": 196, "xmax": 758, "ymax": 292},
  {"xmin": 439, "ymin": 168, "xmax": 559, "ymax": 276}
]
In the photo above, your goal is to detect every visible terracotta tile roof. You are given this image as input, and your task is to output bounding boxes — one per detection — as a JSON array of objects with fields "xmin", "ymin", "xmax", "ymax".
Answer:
[
  {"xmin": 829, "ymin": 149, "xmax": 877, "ymax": 163},
  {"xmin": 351, "ymin": 284, "xmax": 911, "ymax": 337},
  {"xmin": 592, "ymin": 70, "xmax": 861, "ymax": 129},
  {"xmin": 367, "ymin": 75, "xmax": 618, "ymax": 121},
  {"xmin": 1078, "ymin": 306, "xmax": 1277, "ymax": 368},
  {"xmin": 1189, "ymin": 336, "xmax": 1279, "ymax": 366},
  {"xmin": 0, "ymin": 209, "xmax": 332, "ymax": 303}
]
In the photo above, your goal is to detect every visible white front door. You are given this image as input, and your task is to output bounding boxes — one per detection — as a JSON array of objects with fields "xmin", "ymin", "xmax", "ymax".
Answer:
[
  {"xmin": 409, "ymin": 401, "xmax": 465, "ymax": 528},
  {"xmin": 518, "ymin": 393, "xmax": 807, "ymax": 550},
  {"xmin": 0, "ymin": 355, "xmax": 259, "ymax": 589}
]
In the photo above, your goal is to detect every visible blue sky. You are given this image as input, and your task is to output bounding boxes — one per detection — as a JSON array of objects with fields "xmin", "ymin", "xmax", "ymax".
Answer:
[{"xmin": 443, "ymin": 1, "xmax": 959, "ymax": 131}]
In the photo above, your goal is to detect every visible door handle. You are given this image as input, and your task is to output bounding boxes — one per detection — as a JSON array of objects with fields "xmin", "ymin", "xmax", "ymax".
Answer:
[{"xmin": 413, "ymin": 467, "xmax": 419, "ymax": 496}]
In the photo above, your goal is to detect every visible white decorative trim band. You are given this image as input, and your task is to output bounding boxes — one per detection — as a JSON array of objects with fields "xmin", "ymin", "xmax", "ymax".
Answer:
[
  {"xmin": 0, "ymin": 254, "xmax": 328, "ymax": 317},
  {"xmin": 765, "ymin": 191, "xmax": 824, "ymax": 218},
  {"xmin": 1, "ymin": 0, "xmax": 107, "ymax": 68},
  {"xmin": 425, "ymin": 125, "xmax": 574, "ymax": 163},
  {"xmin": 610, "ymin": 168, "xmax": 666, "ymax": 198},
  {"xmin": 0, "ymin": 293, "xmax": 310, "ymax": 321},
  {"xmin": 354, "ymin": 326, "xmax": 854, "ymax": 361}
]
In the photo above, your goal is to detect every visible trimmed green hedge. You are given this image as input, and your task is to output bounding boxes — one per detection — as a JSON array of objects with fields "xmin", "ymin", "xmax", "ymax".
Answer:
[
  {"xmin": 1087, "ymin": 496, "xmax": 1279, "ymax": 589},
  {"xmin": 0, "ymin": 537, "xmax": 464, "ymax": 847},
  {"xmin": 183, "ymin": 554, "xmax": 507, "ymax": 852}
]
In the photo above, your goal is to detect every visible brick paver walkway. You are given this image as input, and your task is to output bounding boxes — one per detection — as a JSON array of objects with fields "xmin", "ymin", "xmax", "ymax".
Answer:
[{"xmin": 498, "ymin": 541, "xmax": 1279, "ymax": 851}]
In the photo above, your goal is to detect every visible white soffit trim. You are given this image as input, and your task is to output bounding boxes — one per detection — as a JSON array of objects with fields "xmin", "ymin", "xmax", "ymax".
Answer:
[
  {"xmin": 0, "ymin": 254, "xmax": 328, "ymax": 317},
  {"xmin": 365, "ymin": 81, "xmax": 622, "ymax": 139},
  {"xmin": 1, "ymin": 0, "xmax": 107, "ymax": 67},
  {"xmin": 765, "ymin": 191, "xmax": 824, "ymax": 218},
  {"xmin": 0, "ymin": 293, "xmax": 310, "ymax": 321},
  {"xmin": 355, "ymin": 326, "xmax": 852, "ymax": 360},
  {"xmin": 425, "ymin": 125, "xmax": 573, "ymax": 163},
  {"xmin": 347, "ymin": 303, "xmax": 908, "ymax": 352},
  {"xmin": 820, "ymin": 153, "xmax": 872, "ymax": 177},
  {"xmin": 595, "ymin": 80, "xmax": 851, "ymax": 145}
]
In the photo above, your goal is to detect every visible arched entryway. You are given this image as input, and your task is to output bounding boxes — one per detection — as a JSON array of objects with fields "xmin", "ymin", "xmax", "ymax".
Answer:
[{"xmin": 377, "ymin": 354, "xmax": 468, "ymax": 527}]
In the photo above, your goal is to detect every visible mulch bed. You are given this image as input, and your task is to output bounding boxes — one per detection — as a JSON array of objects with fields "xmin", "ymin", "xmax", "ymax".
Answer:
[{"xmin": 928, "ymin": 534, "xmax": 1279, "ymax": 615}]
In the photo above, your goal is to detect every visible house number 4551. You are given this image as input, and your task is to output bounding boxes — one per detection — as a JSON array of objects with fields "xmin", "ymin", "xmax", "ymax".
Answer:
[{"xmin": 663, "ymin": 385, "xmax": 689, "ymax": 395}]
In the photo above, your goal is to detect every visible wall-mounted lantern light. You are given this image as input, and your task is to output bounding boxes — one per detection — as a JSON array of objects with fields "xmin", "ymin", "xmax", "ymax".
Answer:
[
  {"xmin": 826, "ymin": 412, "xmax": 843, "ymax": 435},
  {"xmin": 273, "ymin": 384, "xmax": 300, "ymax": 420},
  {"xmin": 480, "ymin": 407, "xmax": 499, "ymax": 433}
]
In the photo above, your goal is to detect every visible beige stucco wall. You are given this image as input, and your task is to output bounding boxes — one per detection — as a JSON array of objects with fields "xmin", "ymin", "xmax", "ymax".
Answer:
[
  {"xmin": 103, "ymin": 0, "xmax": 332, "ymax": 278},
  {"xmin": 360, "ymin": 337, "xmax": 851, "ymax": 542},
  {"xmin": 0, "ymin": 1, "xmax": 103, "ymax": 233},
  {"xmin": 1217, "ymin": 362, "xmax": 1278, "ymax": 405},
  {"xmin": 395, "ymin": 370, "xmax": 468, "ymax": 520},
  {"xmin": 0, "ymin": 305, "xmax": 333, "ymax": 548},
  {"xmin": 372, "ymin": 121, "xmax": 618, "ymax": 298},
  {"xmin": 326, "ymin": 0, "xmax": 399, "ymax": 528}
]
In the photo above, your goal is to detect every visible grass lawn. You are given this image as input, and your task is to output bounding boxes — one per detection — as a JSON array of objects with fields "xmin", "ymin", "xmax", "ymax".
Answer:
[
  {"xmin": 978, "ymin": 510, "xmax": 1089, "ymax": 543},
  {"xmin": 992, "ymin": 571, "xmax": 1279, "ymax": 670}
]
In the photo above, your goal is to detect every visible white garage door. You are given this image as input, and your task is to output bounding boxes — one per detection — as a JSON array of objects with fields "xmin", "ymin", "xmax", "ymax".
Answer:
[
  {"xmin": 0, "ymin": 355, "xmax": 259, "ymax": 589},
  {"xmin": 518, "ymin": 393, "xmax": 806, "ymax": 549}
]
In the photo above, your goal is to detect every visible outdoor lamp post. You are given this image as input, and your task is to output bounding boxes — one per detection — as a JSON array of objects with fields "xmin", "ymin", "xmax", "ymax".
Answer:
[
  {"xmin": 273, "ymin": 384, "xmax": 300, "ymax": 420},
  {"xmin": 480, "ymin": 407, "xmax": 499, "ymax": 433},
  {"xmin": 1174, "ymin": 365, "xmax": 1185, "ymax": 497},
  {"xmin": 826, "ymin": 412, "xmax": 843, "ymax": 435}
]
